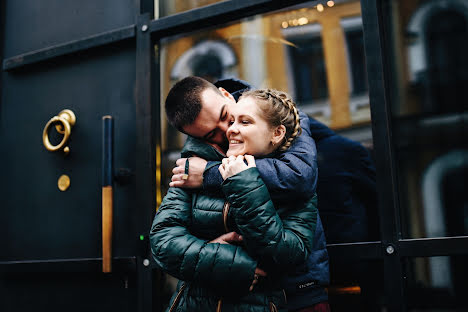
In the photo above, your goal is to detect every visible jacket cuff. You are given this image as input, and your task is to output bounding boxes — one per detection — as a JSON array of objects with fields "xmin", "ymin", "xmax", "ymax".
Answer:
[{"xmin": 202, "ymin": 161, "xmax": 223, "ymax": 191}]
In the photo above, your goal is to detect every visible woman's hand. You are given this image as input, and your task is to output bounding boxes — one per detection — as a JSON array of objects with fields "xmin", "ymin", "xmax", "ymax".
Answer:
[
  {"xmin": 208, "ymin": 232, "xmax": 243, "ymax": 244},
  {"xmin": 219, "ymin": 155, "xmax": 256, "ymax": 180}
]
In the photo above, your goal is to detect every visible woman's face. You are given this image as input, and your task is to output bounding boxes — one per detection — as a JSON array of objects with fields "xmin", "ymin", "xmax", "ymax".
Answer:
[{"xmin": 226, "ymin": 96, "xmax": 277, "ymax": 157}]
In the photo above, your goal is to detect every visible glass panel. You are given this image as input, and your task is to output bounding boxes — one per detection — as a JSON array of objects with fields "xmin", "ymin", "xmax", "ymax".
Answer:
[
  {"xmin": 156, "ymin": 1, "xmax": 380, "ymax": 307},
  {"xmin": 405, "ymin": 256, "xmax": 468, "ymax": 310},
  {"xmin": 159, "ymin": 0, "xmax": 379, "ymax": 245},
  {"xmin": 157, "ymin": 0, "xmax": 229, "ymax": 18},
  {"xmin": 383, "ymin": 0, "xmax": 468, "ymax": 239}
]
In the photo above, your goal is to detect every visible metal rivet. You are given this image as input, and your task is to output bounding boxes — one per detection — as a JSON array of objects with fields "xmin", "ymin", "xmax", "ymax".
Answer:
[
  {"xmin": 386, "ymin": 245, "xmax": 395, "ymax": 255},
  {"xmin": 143, "ymin": 259, "xmax": 150, "ymax": 267},
  {"xmin": 141, "ymin": 25, "xmax": 148, "ymax": 32}
]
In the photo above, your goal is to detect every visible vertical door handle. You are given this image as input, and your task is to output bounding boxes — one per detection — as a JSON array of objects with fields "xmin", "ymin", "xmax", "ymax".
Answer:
[{"xmin": 102, "ymin": 116, "xmax": 114, "ymax": 273}]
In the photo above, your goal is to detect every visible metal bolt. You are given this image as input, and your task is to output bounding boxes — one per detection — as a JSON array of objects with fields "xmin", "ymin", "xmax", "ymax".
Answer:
[
  {"xmin": 143, "ymin": 259, "xmax": 150, "ymax": 267},
  {"xmin": 386, "ymin": 245, "xmax": 395, "ymax": 255},
  {"xmin": 141, "ymin": 25, "xmax": 148, "ymax": 32}
]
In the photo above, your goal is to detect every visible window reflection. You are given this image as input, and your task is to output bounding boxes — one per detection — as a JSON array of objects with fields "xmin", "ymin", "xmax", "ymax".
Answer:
[
  {"xmin": 157, "ymin": 0, "xmax": 229, "ymax": 18},
  {"xmin": 386, "ymin": 0, "xmax": 468, "ymax": 239},
  {"xmin": 328, "ymin": 260, "xmax": 384, "ymax": 311},
  {"xmin": 159, "ymin": 0, "xmax": 376, "ymax": 242},
  {"xmin": 406, "ymin": 256, "xmax": 468, "ymax": 310}
]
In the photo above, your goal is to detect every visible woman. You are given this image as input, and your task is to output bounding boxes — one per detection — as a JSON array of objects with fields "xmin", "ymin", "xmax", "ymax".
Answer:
[{"xmin": 150, "ymin": 89, "xmax": 319, "ymax": 312}]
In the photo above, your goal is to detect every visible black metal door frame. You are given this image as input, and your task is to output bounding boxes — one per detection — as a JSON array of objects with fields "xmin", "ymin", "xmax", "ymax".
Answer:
[{"xmin": 2, "ymin": 0, "xmax": 468, "ymax": 311}]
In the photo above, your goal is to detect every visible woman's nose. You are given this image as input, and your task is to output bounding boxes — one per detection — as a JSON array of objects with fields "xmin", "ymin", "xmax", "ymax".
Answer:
[{"xmin": 227, "ymin": 123, "xmax": 238, "ymax": 136}]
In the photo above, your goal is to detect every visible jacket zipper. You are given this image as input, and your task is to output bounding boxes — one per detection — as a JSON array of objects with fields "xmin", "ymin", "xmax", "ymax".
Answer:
[
  {"xmin": 168, "ymin": 283, "xmax": 186, "ymax": 312},
  {"xmin": 216, "ymin": 201, "xmax": 231, "ymax": 311},
  {"xmin": 216, "ymin": 299, "xmax": 222, "ymax": 312},
  {"xmin": 269, "ymin": 302, "xmax": 278, "ymax": 312},
  {"xmin": 222, "ymin": 201, "xmax": 230, "ymax": 233}
]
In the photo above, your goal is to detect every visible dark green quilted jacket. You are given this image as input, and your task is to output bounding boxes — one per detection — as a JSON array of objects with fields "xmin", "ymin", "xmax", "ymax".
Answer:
[{"xmin": 150, "ymin": 139, "xmax": 318, "ymax": 312}]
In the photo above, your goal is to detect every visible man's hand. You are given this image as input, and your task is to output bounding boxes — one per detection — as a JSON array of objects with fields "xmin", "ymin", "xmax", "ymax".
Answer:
[
  {"xmin": 208, "ymin": 232, "xmax": 243, "ymax": 244},
  {"xmin": 170, "ymin": 157, "xmax": 207, "ymax": 188},
  {"xmin": 219, "ymin": 155, "xmax": 256, "ymax": 180},
  {"xmin": 250, "ymin": 267, "xmax": 267, "ymax": 292}
]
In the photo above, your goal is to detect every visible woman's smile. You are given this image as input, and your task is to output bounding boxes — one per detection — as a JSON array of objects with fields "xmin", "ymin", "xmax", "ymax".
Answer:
[{"xmin": 225, "ymin": 97, "xmax": 277, "ymax": 157}]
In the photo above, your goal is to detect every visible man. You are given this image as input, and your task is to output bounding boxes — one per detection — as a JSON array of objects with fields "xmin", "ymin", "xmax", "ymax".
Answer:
[{"xmin": 164, "ymin": 76, "xmax": 330, "ymax": 311}]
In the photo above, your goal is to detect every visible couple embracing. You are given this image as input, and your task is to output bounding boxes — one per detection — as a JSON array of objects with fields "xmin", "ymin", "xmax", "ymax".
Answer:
[{"xmin": 150, "ymin": 77, "xmax": 330, "ymax": 312}]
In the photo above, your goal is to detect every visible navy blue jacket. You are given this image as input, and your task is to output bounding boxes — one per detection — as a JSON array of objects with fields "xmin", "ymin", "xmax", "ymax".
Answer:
[
  {"xmin": 309, "ymin": 117, "xmax": 377, "ymax": 243},
  {"xmin": 282, "ymin": 214, "xmax": 329, "ymax": 310}
]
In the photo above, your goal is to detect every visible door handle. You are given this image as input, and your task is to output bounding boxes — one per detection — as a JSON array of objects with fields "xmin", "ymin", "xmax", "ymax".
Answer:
[
  {"xmin": 102, "ymin": 116, "xmax": 114, "ymax": 273},
  {"xmin": 42, "ymin": 109, "xmax": 76, "ymax": 154}
]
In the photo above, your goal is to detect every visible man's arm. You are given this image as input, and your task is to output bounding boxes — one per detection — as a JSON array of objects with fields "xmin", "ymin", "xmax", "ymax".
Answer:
[{"xmin": 170, "ymin": 112, "xmax": 318, "ymax": 198}]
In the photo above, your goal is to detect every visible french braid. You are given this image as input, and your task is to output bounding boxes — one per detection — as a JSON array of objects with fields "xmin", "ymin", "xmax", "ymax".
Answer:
[{"xmin": 239, "ymin": 89, "xmax": 302, "ymax": 152}]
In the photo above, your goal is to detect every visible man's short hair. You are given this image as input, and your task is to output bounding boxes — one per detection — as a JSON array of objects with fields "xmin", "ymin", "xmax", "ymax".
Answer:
[{"xmin": 165, "ymin": 76, "xmax": 220, "ymax": 130}]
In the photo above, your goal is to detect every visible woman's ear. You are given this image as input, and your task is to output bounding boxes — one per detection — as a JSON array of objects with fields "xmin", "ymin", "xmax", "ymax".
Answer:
[
  {"xmin": 218, "ymin": 87, "xmax": 236, "ymax": 102},
  {"xmin": 271, "ymin": 125, "xmax": 286, "ymax": 146}
]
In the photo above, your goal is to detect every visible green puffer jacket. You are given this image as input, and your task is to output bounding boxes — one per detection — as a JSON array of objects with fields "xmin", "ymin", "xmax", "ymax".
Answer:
[{"xmin": 150, "ymin": 140, "xmax": 318, "ymax": 312}]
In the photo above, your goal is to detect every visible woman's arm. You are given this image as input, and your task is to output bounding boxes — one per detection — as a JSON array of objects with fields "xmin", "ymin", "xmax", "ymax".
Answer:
[
  {"xmin": 221, "ymin": 167, "xmax": 317, "ymax": 270},
  {"xmin": 149, "ymin": 187, "xmax": 256, "ymax": 292}
]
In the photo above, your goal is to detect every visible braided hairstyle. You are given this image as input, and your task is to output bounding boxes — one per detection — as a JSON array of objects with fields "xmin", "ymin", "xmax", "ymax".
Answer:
[{"xmin": 239, "ymin": 89, "xmax": 302, "ymax": 152}]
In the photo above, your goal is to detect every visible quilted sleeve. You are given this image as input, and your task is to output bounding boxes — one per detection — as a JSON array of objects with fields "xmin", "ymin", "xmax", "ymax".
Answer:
[
  {"xmin": 222, "ymin": 168, "xmax": 317, "ymax": 271},
  {"xmin": 149, "ymin": 187, "xmax": 256, "ymax": 292}
]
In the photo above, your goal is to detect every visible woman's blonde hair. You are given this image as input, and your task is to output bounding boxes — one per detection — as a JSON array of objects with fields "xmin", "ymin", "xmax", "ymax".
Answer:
[{"xmin": 239, "ymin": 89, "xmax": 301, "ymax": 152}]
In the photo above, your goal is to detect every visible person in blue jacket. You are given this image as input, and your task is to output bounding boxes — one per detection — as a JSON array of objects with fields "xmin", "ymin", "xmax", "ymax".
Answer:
[
  {"xmin": 308, "ymin": 117, "xmax": 377, "ymax": 244},
  {"xmin": 165, "ymin": 76, "xmax": 330, "ymax": 311},
  {"xmin": 309, "ymin": 117, "xmax": 378, "ymax": 310}
]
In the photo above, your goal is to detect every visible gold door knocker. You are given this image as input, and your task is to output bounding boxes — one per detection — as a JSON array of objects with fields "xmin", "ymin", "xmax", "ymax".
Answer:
[{"xmin": 42, "ymin": 109, "xmax": 76, "ymax": 155}]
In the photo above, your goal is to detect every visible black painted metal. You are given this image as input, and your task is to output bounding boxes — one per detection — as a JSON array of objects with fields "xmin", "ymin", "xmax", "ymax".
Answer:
[
  {"xmin": 135, "ymin": 13, "xmax": 156, "ymax": 311},
  {"xmin": 2, "ymin": 25, "xmax": 135, "ymax": 71},
  {"xmin": 327, "ymin": 241, "xmax": 383, "ymax": 260},
  {"xmin": 136, "ymin": 0, "xmax": 155, "ymax": 18},
  {"xmin": 0, "ymin": 0, "xmax": 4, "ymax": 117},
  {"xmin": 361, "ymin": 0, "xmax": 405, "ymax": 310},
  {"xmin": 149, "ymin": 0, "xmax": 288, "ymax": 39},
  {"xmin": 137, "ymin": 256, "xmax": 153, "ymax": 312},
  {"xmin": 3, "ymin": 0, "xmax": 318, "ymax": 71},
  {"xmin": 102, "ymin": 117, "xmax": 114, "ymax": 187},
  {"xmin": 0, "ymin": 257, "xmax": 136, "ymax": 273},
  {"xmin": 1, "ymin": 1, "xmax": 143, "ymax": 311},
  {"xmin": 399, "ymin": 236, "xmax": 468, "ymax": 257}
]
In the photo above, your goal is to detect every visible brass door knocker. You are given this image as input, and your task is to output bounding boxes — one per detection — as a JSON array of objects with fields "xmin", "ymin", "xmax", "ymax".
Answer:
[{"xmin": 42, "ymin": 109, "xmax": 76, "ymax": 154}]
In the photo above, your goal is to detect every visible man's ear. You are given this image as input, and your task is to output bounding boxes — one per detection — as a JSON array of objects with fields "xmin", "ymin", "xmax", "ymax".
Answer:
[
  {"xmin": 218, "ymin": 87, "xmax": 235, "ymax": 102},
  {"xmin": 272, "ymin": 125, "xmax": 286, "ymax": 146}
]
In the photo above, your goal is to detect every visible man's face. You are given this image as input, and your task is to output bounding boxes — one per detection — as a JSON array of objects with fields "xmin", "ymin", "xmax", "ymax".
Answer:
[{"xmin": 182, "ymin": 87, "xmax": 236, "ymax": 148}]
